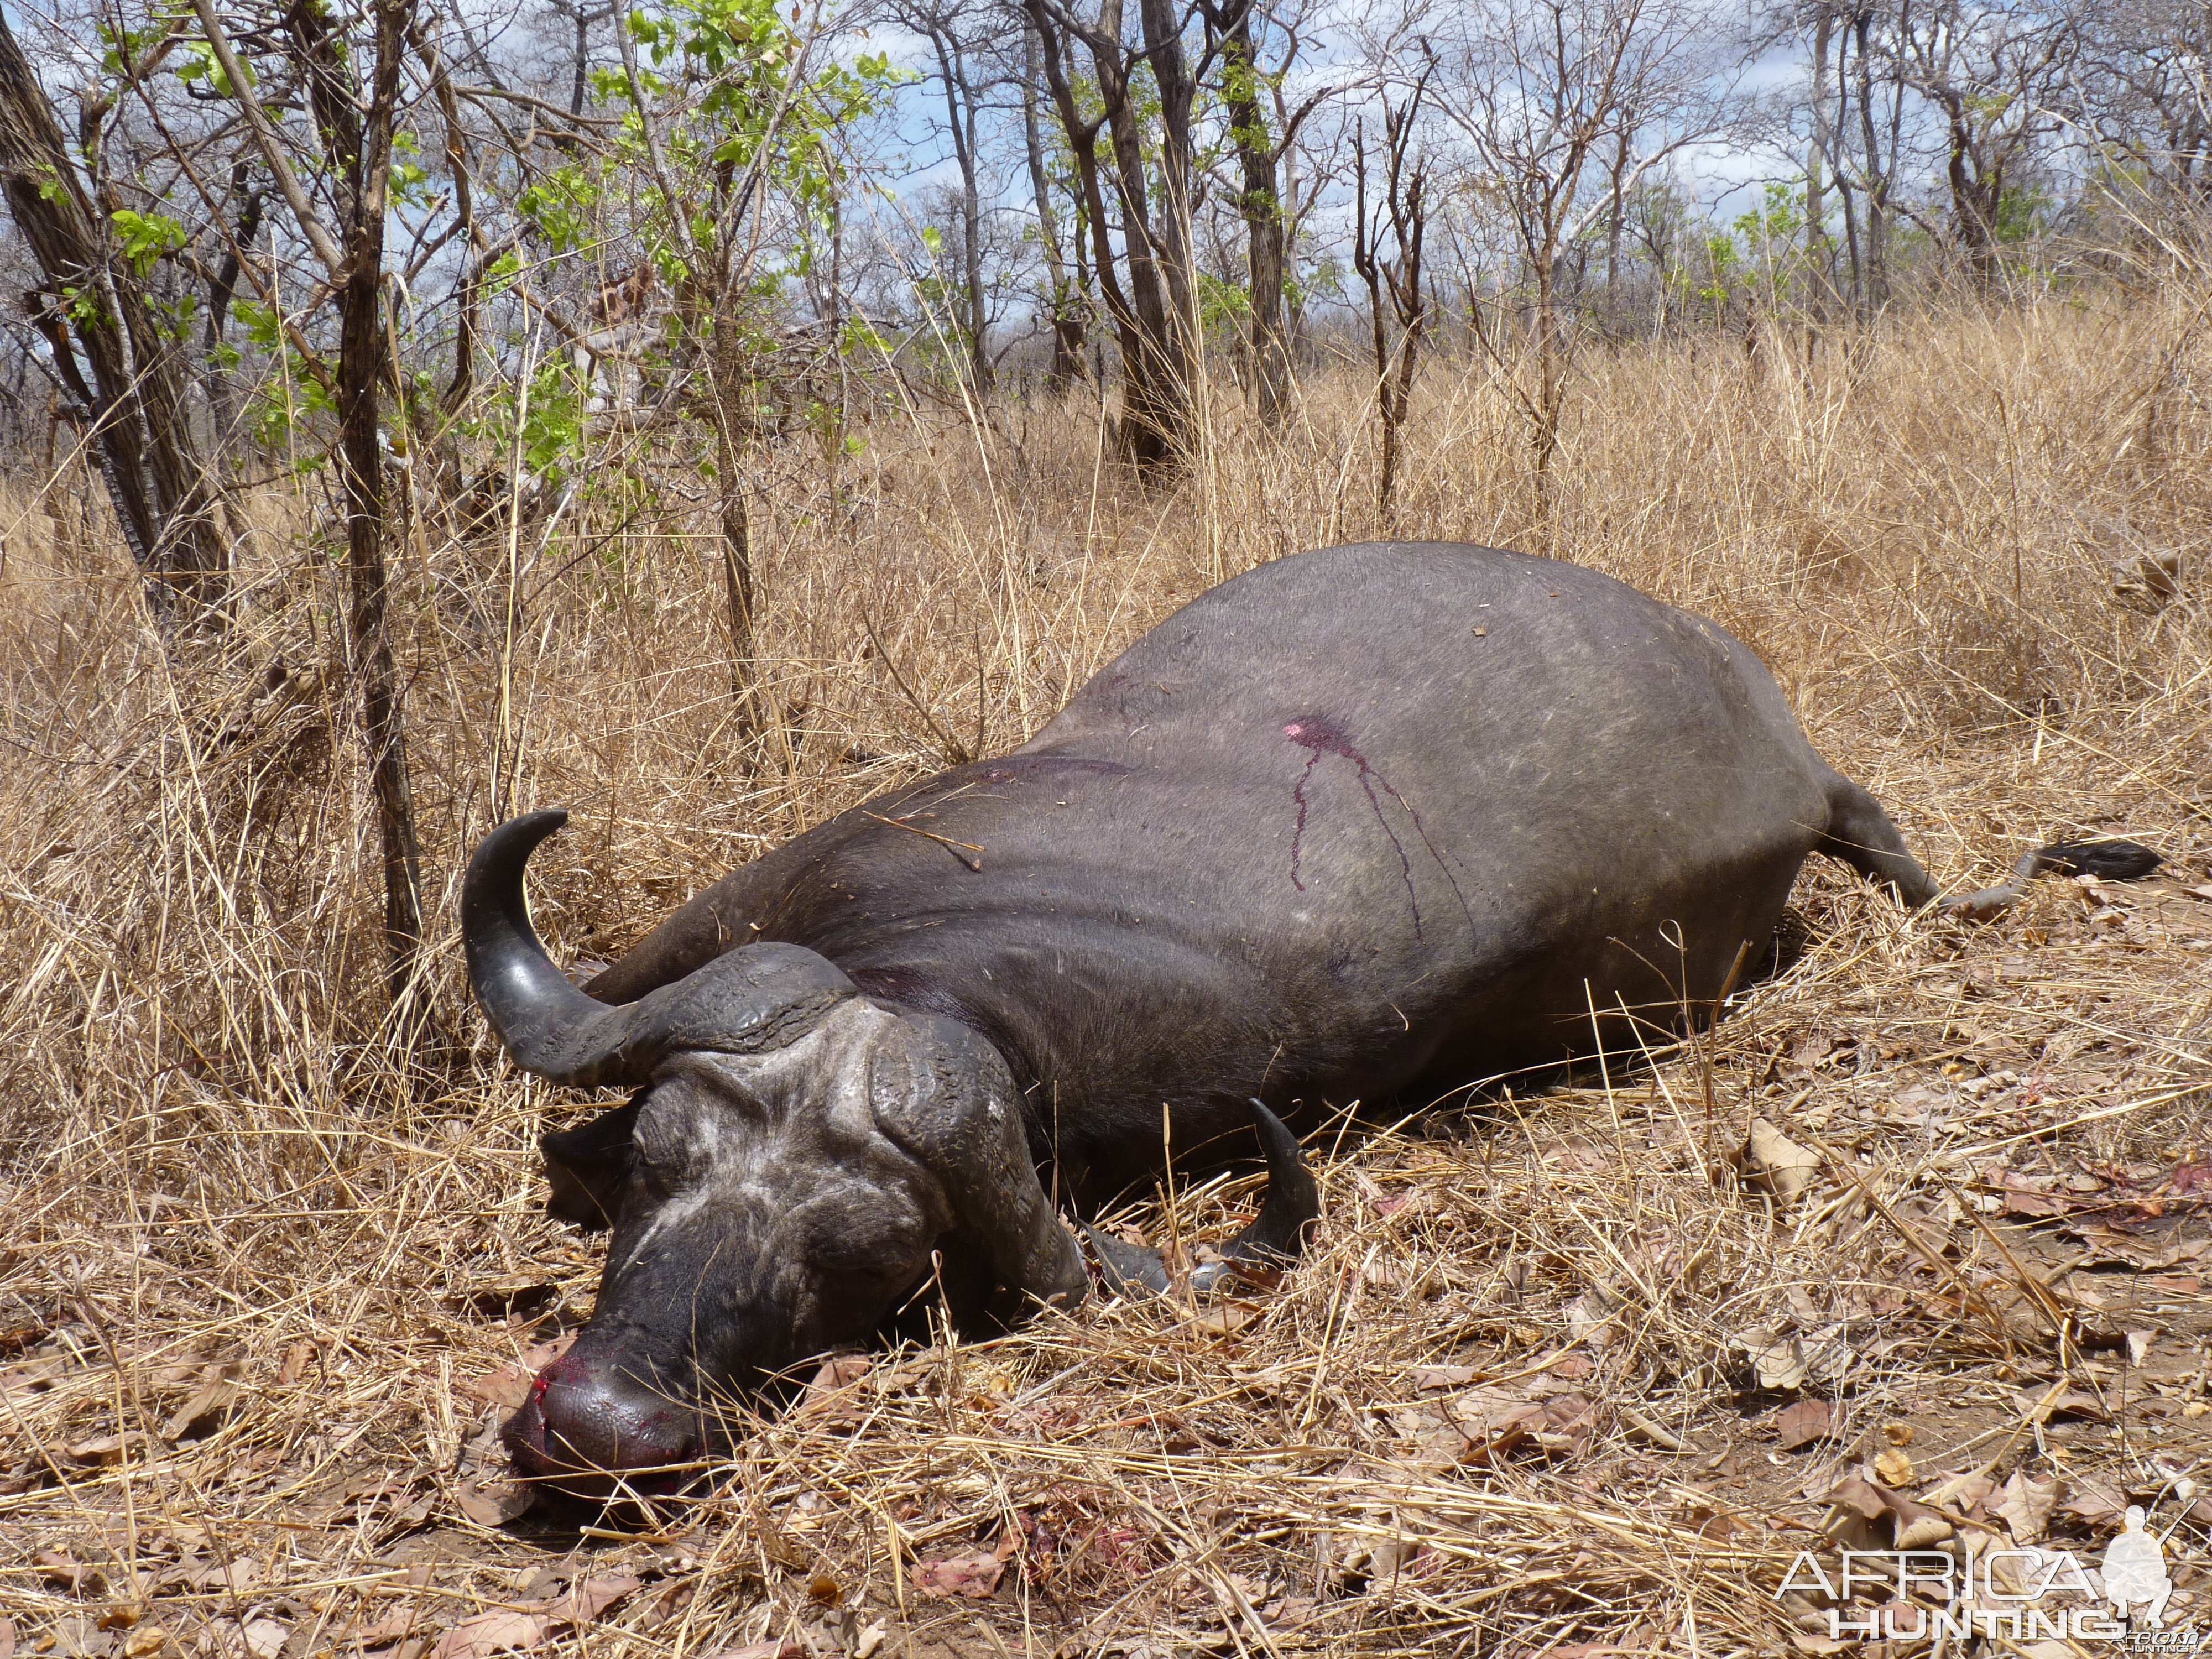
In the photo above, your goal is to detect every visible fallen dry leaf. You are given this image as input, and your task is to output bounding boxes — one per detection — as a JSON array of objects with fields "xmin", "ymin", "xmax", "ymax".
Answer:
[
  {"xmin": 163, "ymin": 1362, "xmax": 243, "ymax": 1441},
  {"xmin": 1411, "ymin": 1365, "xmax": 1481, "ymax": 1391},
  {"xmin": 180, "ymin": 1556, "xmax": 262, "ymax": 1597},
  {"xmin": 1746, "ymin": 1118, "xmax": 1821, "ymax": 1202},
  {"xmin": 1994, "ymin": 1468, "xmax": 2058, "ymax": 1543},
  {"xmin": 426, "ymin": 1610, "xmax": 547, "ymax": 1659},
  {"xmin": 62, "ymin": 1433, "xmax": 147, "ymax": 1467},
  {"xmin": 2015, "ymin": 1386, "xmax": 2109, "ymax": 1424},
  {"xmin": 419, "ymin": 1572, "xmax": 634, "ymax": 1659},
  {"xmin": 1553, "ymin": 1640, "xmax": 1653, "ymax": 1659},
  {"xmin": 1188, "ymin": 1301, "xmax": 1263, "ymax": 1338},
  {"xmin": 912, "ymin": 1552, "xmax": 1006, "ymax": 1600},
  {"xmin": 1564, "ymin": 1282, "xmax": 1620, "ymax": 1348},
  {"xmin": 36, "ymin": 1548, "xmax": 106, "ymax": 1595},
  {"xmin": 276, "ymin": 1342, "xmax": 317, "ymax": 1386},
  {"xmin": 1434, "ymin": 1387, "xmax": 1546, "ymax": 1461},
  {"xmin": 1340, "ymin": 1520, "xmax": 1420, "ymax": 1585},
  {"xmin": 1872, "ymin": 1447, "xmax": 1914, "ymax": 1486},
  {"xmin": 1772, "ymin": 1398, "xmax": 1832, "ymax": 1449},
  {"xmin": 1825, "ymin": 1477, "xmax": 1952, "ymax": 1550},
  {"xmin": 1881, "ymin": 1421, "xmax": 1913, "ymax": 1447},
  {"xmin": 451, "ymin": 1477, "xmax": 534, "ymax": 1528},
  {"xmin": 455, "ymin": 1335, "xmax": 575, "ymax": 1412},
  {"xmin": 1733, "ymin": 1325, "xmax": 1856, "ymax": 1392},
  {"xmin": 549, "ymin": 1575, "xmax": 637, "ymax": 1625},
  {"xmin": 1943, "ymin": 1472, "xmax": 1998, "ymax": 1514},
  {"xmin": 351, "ymin": 1609, "xmax": 431, "ymax": 1648},
  {"xmin": 800, "ymin": 1353, "xmax": 873, "ymax": 1408},
  {"xmin": 2059, "ymin": 1475, "xmax": 2131, "ymax": 1526}
]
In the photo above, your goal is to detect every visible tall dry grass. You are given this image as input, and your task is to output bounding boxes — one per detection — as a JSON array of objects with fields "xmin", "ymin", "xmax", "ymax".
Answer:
[{"xmin": 1, "ymin": 285, "xmax": 2208, "ymax": 1656}]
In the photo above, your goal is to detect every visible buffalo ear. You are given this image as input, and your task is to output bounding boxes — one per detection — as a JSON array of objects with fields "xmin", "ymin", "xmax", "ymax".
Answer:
[{"xmin": 540, "ymin": 1094, "xmax": 643, "ymax": 1232}]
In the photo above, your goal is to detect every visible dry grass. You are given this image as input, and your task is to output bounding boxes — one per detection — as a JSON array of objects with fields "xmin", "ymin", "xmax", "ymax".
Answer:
[{"xmin": 2, "ymin": 285, "xmax": 2210, "ymax": 1659}]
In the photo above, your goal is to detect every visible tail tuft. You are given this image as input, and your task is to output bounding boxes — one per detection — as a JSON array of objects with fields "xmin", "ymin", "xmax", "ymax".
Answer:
[{"xmin": 2037, "ymin": 839, "xmax": 2163, "ymax": 882}]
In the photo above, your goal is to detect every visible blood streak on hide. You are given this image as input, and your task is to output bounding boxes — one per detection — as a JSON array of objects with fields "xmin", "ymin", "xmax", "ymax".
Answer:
[{"xmin": 1282, "ymin": 713, "xmax": 1470, "ymax": 938}]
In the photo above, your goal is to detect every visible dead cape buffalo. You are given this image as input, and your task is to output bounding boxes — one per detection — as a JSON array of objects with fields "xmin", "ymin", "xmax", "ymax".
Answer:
[{"xmin": 462, "ymin": 540, "xmax": 2156, "ymax": 1496}]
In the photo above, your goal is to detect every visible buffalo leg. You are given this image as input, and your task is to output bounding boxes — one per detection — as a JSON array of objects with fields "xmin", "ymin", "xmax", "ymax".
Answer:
[{"xmin": 1084, "ymin": 1100, "xmax": 1321, "ymax": 1298}]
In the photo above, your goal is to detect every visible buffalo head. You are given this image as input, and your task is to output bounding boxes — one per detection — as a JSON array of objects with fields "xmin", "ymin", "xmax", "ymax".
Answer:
[{"xmin": 462, "ymin": 810, "xmax": 1087, "ymax": 1499}]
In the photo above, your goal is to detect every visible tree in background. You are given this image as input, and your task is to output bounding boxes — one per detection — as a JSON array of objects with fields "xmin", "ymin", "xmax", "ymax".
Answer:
[
  {"xmin": 0, "ymin": 7, "xmax": 229, "ymax": 620},
  {"xmin": 1352, "ymin": 80, "xmax": 1428, "ymax": 523},
  {"xmin": 594, "ymin": 0, "xmax": 898, "ymax": 735},
  {"xmin": 2079, "ymin": 0, "xmax": 2212, "ymax": 206},
  {"xmin": 185, "ymin": 0, "xmax": 429, "ymax": 1019},
  {"xmin": 896, "ymin": 0, "xmax": 996, "ymax": 394},
  {"xmin": 1022, "ymin": 0, "xmax": 1204, "ymax": 473},
  {"xmin": 1902, "ymin": 0, "xmax": 2079, "ymax": 287},
  {"xmin": 1422, "ymin": 0, "xmax": 1734, "ymax": 499},
  {"xmin": 1197, "ymin": 0, "xmax": 1328, "ymax": 422},
  {"xmin": 1014, "ymin": 16, "xmax": 1086, "ymax": 391}
]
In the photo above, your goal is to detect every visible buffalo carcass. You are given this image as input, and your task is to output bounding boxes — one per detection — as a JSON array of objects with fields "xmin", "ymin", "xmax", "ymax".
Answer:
[{"xmin": 463, "ymin": 541, "xmax": 2156, "ymax": 1495}]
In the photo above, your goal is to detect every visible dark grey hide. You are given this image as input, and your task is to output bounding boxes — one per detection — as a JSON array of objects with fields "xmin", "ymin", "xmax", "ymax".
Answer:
[{"xmin": 464, "ymin": 541, "xmax": 2157, "ymax": 1496}]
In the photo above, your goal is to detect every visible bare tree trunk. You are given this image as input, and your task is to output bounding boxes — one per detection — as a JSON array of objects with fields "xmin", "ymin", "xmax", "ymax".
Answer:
[
  {"xmin": 572, "ymin": 2, "xmax": 591, "ymax": 115},
  {"xmin": 1532, "ymin": 247, "xmax": 1564, "ymax": 500},
  {"xmin": 1834, "ymin": 17, "xmax": 1863, "ymax": 312},
  {"xmin": 1018, "ymin": 30, "xmax": 1083, "ymax": 391},
  {"xmin": 293, "ymin": 0, "xmax": 426, "ymax": 1014},
  {"xmin": 0, "ymin": 7, "xmax": 227, "ymax": 620},
  {"xmin": 1939, "ymin": 96, "xmax": 2003, "ymax": 287},
  {"xmin": 1024, "ymin": 0, "xmax": 1193, "ymax": 474},
  {"xmin": 1220, "ymin": 5, "xmax": 1290, "ymax": 421},
  {"xmin": 1806, "ymin": 8, "xmax": 1834, "ymax": 327},
  {"xmin": 1353, "ymin": 104, "xmax": 1427, "ymax": 526},
  {"xmin": 1138, "ymin": 0, "xmax": 1199, "ymax": 369},
  {"xmin": 201, "ymin": 170, "xmax": 265, "ymax": 452},
  {"xmin": 709, "ymin": 296, "xmax": 761, "ymax": 742},
  {"xmin": 1854, "ymin": 6, "xmax": 1893, "ymax": 312},
  {"xmin": 1604, "ymin": 124, "xmax": 1629, "ymax": 337},
  {"xmin": 951, "ymin": 53, "xmax": 992, "ymax": 392}
]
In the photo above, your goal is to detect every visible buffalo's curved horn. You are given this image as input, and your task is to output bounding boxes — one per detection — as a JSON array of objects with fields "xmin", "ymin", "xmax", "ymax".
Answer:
[
  {"xmin": 464, "ymin": 809, "xmax": 638, "ymax": 1084},
  {"xmin": 1085, "ymin": 1100, "xmax": 1322, "ymax": 1298},
  {"xmin": 463, "ymin": 809, "xmax": 854, "ymax": 1088}
]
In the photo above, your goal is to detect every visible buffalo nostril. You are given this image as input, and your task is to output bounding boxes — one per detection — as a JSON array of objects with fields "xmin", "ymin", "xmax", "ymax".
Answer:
[{"xmin": 503, "ymin": 1352, "xmax": 702, "ymax": 1496}]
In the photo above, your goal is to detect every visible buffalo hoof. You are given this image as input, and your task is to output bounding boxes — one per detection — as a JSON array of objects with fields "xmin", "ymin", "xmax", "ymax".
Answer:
[
  {"xmin": 503, "ymin": 1346, "xmax": 704, "ymax": 1503},
  {"xmin": 1083, "ymin": 1099, "xmax": 1321, "ymax": 1299}
]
